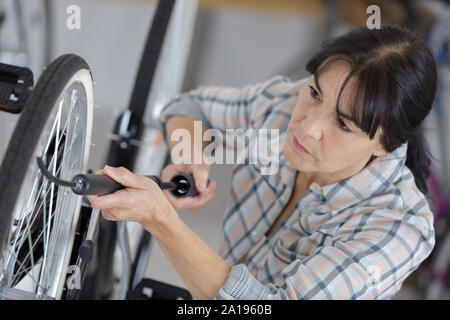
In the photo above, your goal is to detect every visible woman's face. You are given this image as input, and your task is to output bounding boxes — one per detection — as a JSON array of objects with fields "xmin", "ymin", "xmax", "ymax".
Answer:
[{"xmin": 283, "ymin": 60, "xmax": 387, "ymax": 185}]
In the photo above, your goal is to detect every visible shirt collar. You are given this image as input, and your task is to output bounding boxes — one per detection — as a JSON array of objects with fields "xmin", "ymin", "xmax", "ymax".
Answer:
[
  {"xmin": 268, "ymin": 138, "xmax": 408, "ymax": 212},
  {"xmin": 320, "ymin": 142, "xmax": 408, "ymax": 211}
]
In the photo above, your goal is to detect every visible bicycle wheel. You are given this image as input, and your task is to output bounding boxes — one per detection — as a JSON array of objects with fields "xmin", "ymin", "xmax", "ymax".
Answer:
[{"xmin": 0, "ymin": 54, "xmax": 93, "ymax": 300}]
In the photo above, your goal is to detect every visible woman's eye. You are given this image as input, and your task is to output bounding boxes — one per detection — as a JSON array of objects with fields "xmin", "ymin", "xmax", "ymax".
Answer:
[
  {"xmin": 337, "ymin": 118, "xmax": 351, "ymax": 133},
  {"xmin": 308, "ymin": 86, "xmax": 319, "ymax": 100}
]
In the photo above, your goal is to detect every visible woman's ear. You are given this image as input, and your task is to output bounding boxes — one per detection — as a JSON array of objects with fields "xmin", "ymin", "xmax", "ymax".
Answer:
[
  {"xmin": 372, "ymin": 133, "xmax": 387, "ymax": 157},
  {"xmin": 373, "ymin": 146, "xmax": 387, "ymax": 157}
]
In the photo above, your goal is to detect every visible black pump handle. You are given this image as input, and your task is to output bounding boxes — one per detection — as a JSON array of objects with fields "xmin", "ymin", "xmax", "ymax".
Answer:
[
  {"xmin": 37, "ymin": 156, "xmax": 200, "ymax": 198},
  {"xmin": 71, "ymin": 173, "xmax": 198, "ymax": 198}
]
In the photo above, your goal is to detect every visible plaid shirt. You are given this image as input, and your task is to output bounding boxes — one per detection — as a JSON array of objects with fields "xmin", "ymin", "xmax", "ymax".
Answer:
[{"xmin": 159, "ymin": 76, "xmax": 435, "ymax": 300}]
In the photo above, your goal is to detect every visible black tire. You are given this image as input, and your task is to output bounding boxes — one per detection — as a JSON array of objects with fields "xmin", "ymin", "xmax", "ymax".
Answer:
[{"xmin": 0, "ymin": 54, "xmax": 93, "ymax": 298}]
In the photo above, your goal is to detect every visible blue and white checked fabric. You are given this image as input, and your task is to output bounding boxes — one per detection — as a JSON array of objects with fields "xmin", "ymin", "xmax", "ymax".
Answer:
[{"xmin": 158, "ymin": 76, "xmax": 435, "ymax": 300}]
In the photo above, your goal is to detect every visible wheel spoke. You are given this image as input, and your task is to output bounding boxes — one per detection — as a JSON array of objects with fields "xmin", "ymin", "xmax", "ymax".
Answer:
[
  {"xmin": 0, "ymin": 63, "xmax": 93, "ymax": 300},
  {"xmin": 8, "ymin": 99, "xmax": 71, "ymax": 255},
  {"xmin": 6, "ymin": 148, "xmax": 61, "ymax": 268},
  {"xmin": 3, "ymin": 150, "xmax": 63, "ymax": 289},
  {"xmin": 2, "ymin": 88, "xmax": 85, "ymax": 294},
  {"xmin": 4, "ymin": 94, "xmax": 76, "ymax": 271},
  {"xmin": 40, "ymin": 98, "xmax": 62, "ymax": 284}
]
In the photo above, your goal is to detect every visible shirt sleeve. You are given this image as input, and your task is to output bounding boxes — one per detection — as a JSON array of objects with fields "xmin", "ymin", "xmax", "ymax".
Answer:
[
  {"xmin": 215, "ymin": 209, "xmax": 435, "ymax": 300},
  {"xmin": 157, "ymin": 75, "xmax": 292, "ymax": 132}
]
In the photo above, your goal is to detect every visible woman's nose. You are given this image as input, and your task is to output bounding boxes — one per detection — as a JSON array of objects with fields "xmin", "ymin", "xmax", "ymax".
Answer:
[{"xmin": 300, "ymin": 109, "xmax": 324, "ymax": 141}]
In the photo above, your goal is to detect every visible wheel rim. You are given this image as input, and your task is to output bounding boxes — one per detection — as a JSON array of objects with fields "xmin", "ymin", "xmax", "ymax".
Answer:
[{"xmin": 0, "ymin": 69, "xmax": 93, "ymax": 299}]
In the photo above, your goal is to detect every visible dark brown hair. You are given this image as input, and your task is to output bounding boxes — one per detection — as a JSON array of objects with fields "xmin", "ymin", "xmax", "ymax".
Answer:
[{"xmin": 306, "ymin": 25, "xmax": 437, "ymax": 195}]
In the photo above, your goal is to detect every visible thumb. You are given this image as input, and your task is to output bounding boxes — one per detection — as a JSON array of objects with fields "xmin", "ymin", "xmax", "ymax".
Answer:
[
  {"xmin": 102, "ymin": 165, "xmax": 144, "ymax": 189},
  {"xmin": 192, "ymin": 165, "xmax": 209, "ymax": 192}
]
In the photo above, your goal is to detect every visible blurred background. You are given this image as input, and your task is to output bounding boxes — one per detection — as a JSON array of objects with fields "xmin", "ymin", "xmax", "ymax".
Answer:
[{"xmin": 0, "ymin": 0, "xmax": 449, "ymax": 299}]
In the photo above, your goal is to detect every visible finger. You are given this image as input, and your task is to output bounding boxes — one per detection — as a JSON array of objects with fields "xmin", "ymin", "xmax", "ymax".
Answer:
[
  {"xmin": 88, "ymin": 188, "xmax": 132, "ymax": 210},
  {"xmin": 175, "ymin": 181, "xmax": 216, "ymax": 210},
  {"xmin": 192, "ymin": 165, "xmax": 209, "ymax": 192},
  {"xmin": 161, "ymin": 175, "xmax": 215, "ymax": 210},
  {"xmin": 161, "ymin": 164, "xmax": 177, "ymax": 181},
  {"xmin": 102, "ymin": 165, "xmax": 145, "ymax": 189},
  {"xmin": 101, "ymin": 208, "xmax": 116, "ymax": 221},
  {"xmin": 203, "ymin": 182, "xmax": 217, "ymax": 203},
  {"xmin": 203, "ymin": 180, "xmax": 216, "ymax": 193},
  {"xmin": 207, "ymin": 180, "xmax": 217, "ymax": 194},
  {"xmin": 86, "ymin": 194, "xmax": 99, "ymax": 206},
  {"xmin": 164, "ymin": 188, "xmax": 213, "ymax": 211},
  {"xmin": 161, "ymin": 164, "xmax": 189, "ymax": 182},
  {"xmin": 190, "ymin": 181, "xmax": 216, "ymax": 207},
  {"xmin": 194, "ymin": 180, "xmax": 216, "ymax": 201},
  {"xmin": 101, "ymin": 208, "xmax": 124, "ymax": 221},
  {"xmin": 162, "ymin": 189, "xmax": 196, "ymax": 209}
]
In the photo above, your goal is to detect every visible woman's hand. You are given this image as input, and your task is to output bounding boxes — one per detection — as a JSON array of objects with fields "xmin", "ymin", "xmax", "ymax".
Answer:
[
  {"xmin": 86, "ymin": 165, "xmax": 177, "ymax": 229},
  {"xmin": 161, "ymin": 163, "xmax": 216, "ymax": 211}
]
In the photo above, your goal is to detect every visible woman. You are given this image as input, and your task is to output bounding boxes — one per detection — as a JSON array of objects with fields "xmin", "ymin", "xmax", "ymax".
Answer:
[{"xmin": 88, "ymin": 25, "xmax": 437, "ymax": 299}]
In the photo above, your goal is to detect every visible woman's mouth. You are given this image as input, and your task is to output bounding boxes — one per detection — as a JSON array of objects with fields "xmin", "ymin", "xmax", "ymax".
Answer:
[{"xmin": 293, "ymin": 136, "xmax": 311, "ymax": 155}]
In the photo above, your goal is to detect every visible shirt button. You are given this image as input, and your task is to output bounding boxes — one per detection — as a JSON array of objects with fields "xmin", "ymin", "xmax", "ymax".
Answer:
[
  {"xmin": 310, "ymin": 183, "xmax": 322, "ymax": 194},
  {"xmin": 251, "ymin": 231, "xmax": 259, "ymax": 238}
]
